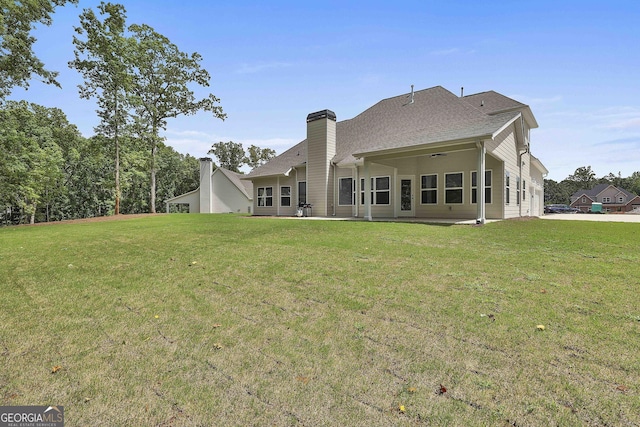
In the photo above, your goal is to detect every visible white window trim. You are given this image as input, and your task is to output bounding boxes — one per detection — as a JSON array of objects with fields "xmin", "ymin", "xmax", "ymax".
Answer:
[
  {"xmin": 338, "ymin": 177, "xmax": 355, "ymax": 206},
  {"xmin": 420, "ymin": 173, "xmax": 438, "ymax": 205},
  {"xmin": 280, "ymin": 186, "xmax": 291, "ymax": 207},
  {"xmin": 471, "ymin": 170, "xmax": 492, "ymax": 205},
  {"xmin": 505, "ymin": 171, "xmax": 511, "ymax": 205},
  {"xmin": 360, "ymin": 176, "xmax": 391, "ymax": 205},
  {"xmin": 602, "ymin": 197, "xmax": 611, "ymax": 203},
  {"xmin": 445, "ymin": 171, "xmax": 464, "ymax": 204},
  {"xmin": 257, "ymin": 186, "xmax": 273, "ymax": 207}
]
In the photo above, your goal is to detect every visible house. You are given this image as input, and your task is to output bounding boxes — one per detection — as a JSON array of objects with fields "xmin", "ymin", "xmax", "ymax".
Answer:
[
  {"xmin": 165, "ymin": 158, "xmax": 253, "ymax": 214},
  {"xmin": 570, "ymin": 184, "xmax": 640, "ymax": 213},
  {"xmin": 242, "ymin": 86, "xmax": 548, "ymax": 222}
]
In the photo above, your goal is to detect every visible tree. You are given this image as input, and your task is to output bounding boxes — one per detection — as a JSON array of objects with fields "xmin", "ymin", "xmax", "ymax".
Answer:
[
  {"xmin": 245, "ymin": 144, "xmax": 276, "ymax": 170},
  {"xmin": 208, "ymin": 141, "xmax": 245, "ymax": 173},
  {"xmin": 0, "ymin": 0, "xmax": 78, "ymax": 100},
  {"xmin": 566, "ymin": 166, "xmax": 596, "ymax": 191},
  {"xmin": 128, "ymin": 23, "xmax": 225, "ymax": 213},
  {"xmin": 0, "ymin": 101, "xmax": 65, "ymax": 224},
  {"xmin": 69, "ymin": 2, "xmax": 131, "ymax": 215}
]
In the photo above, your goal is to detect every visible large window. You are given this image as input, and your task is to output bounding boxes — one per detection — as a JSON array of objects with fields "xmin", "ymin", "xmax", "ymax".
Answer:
[
  {"xmin": 360, "ymin": 176, "xmax": 391, "ymax": 205},
  {"xmin": 298, "ymin": 181, "xmax": 306, "ymax": 205},
  {"xmin": 445, "ymin": 172, "xmax": 463, "ymax": 204},
  {"xmin": 280, "ymin": 186, "xmax": 291, "ymax": 207},
  {"xmin": 257, "ymin": 187, "xmax": 273, "ymax": 207},
  {"xmin": 421, "ymin": 174, "xmax": 437, "ymax": 204},
  {"xmin": 471, "ymin": 170, "xmax": 492, "ymax": 204},
  {"xmin": 339, "ymin": 178, "xmax": 355, "ymax": 205}
]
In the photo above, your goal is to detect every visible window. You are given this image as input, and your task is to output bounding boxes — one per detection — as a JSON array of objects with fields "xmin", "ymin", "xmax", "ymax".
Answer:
[
  {"xmin": 339, "ymin": 178, "xmax": 355, "ymax": 205},
  {"xmin": 617, "ymin": 196, "xmax": 625, "ymax": 203},
  {"xmin": 602, "ymin": 197, "xmax": 611, "ymax": 203},
  {"xmin": 471, "ymin": 170, "xmax": 492, "ymax": 204},
  {"xmin": 360, "ymin": 176, "xmax": 391, "ymax": 205},
  {"xmin": 582, "ymin": 197, "xmax": 586, "ymax": 203},
  {"xmin": 516, "ymin": 176, "xmax": 520, "ymax": 205},
  {"xmin": 445, "ymin": 172, "xmax": 463, "ymax": 204},
  {"xmin": 421, "ymin": 174, "xmax": 438, "ymax": 204},
  {"xmin": 257, "ymin": 187, "xmax": 273, "ymax": 207},
  {"xmin": 522, "ymin": 180, "xmax": 526, "ymax": 202},
  {"xmin": 280, "ymin": 186, "xmax": 291, "ymax": 207},
  {"xmin": 505, "ymin": 172, "xmax": 510, "ymax": 205},
  {"xmin": 298, "ymin": 181, "xmax": 306, "ymax": 205}
]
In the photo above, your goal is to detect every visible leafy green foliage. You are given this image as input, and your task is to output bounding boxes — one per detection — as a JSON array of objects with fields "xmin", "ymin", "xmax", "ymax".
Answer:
[{"xmin": 0, "ymin": 0, "xmax": 78, "ymax": 100}]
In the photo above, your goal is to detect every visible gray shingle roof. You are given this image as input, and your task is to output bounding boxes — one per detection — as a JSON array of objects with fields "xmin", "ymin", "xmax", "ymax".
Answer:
[
  {"xmin": 572, "ymin": 184, "xmax": 637, "ymax": 200},
  {"xmin": 246, "ymin": 86, "xmax": 531, "ymax": 179}
]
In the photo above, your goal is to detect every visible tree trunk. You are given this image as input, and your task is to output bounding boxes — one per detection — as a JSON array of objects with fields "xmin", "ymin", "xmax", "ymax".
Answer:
[
  {"xmin": 115, "ymin": 137, "xmax": 120, "ymax": 215},
  {"xmin": 150, "ymin": 141, "xmax": 157, "ymax": 213}
]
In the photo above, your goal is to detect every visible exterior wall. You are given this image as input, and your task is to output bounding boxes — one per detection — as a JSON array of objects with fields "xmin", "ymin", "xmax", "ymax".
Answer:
[
  {"xmin": 251, "ymin": 174, "xmax": 300, "ymax": 216},
  {"xmin": 211, "ymin": 171, "xmax": 252, "ymax": 214},
  {"xmin": 529, "ymin": 161, "xmax": 546, "ymax": 216},
  {"xmin": 306, "ymin": 116, "xmax": 336, "ymax": 216},
  {"xmin": 486, "ymin": 125, "xmax": 523, "ymax": 219},
  {"xmin": 332, "ymin": 151, "xmax": 504, "ymax": 219},
  {"xmin": 167, "ymin": 190, "xmax": 200, "ymax": 213}
]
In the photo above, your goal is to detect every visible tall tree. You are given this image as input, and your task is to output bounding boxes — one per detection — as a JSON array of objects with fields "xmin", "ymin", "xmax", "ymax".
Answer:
[
  {"xmin": 566, "ymin": 166, "xmax": 596, "ymax": 191},
  {"xmin": 128, "ymin": 23, "xmax": 225, "ymax": 213},
  {"xmin": 0, "ymin": 0, "xmax": 78, "ymax": 100},
  {"xmin": 69, "ymin": 2, "xmax": 131, "ymax": 214},
  {"xmin": 208, "ymin": 140, "xmax": 245, "ymax": 173},
  {"xmin": 245, "ymin": 144, "xmax": 276, "ymax": 170}
]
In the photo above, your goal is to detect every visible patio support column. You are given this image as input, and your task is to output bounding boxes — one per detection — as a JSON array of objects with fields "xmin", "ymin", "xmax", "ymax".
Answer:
[
  {"xmin": 354, "ymin": 166, "xmax": 359, "ymax": 218},
  {"xmin": 476, "ymin": 141, "xmax": 486, "ymax": 224},
  {"xmin": 364, "ymin": 160, "xmax": 372, "ymax": 221}
]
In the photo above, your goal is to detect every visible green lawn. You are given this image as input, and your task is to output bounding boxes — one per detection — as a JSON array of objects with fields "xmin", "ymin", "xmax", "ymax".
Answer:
[{"xmin": 0, "ymin": 214, "xmax": 638, "ymax": 426}]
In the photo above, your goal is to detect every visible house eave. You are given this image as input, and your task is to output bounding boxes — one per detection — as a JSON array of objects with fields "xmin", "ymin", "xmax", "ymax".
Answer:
[{"xmin": 353, "ymin": 136, "xmax": 491, "ymax": 159}]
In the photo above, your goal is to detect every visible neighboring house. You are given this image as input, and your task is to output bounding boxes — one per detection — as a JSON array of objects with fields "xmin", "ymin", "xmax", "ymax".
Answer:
[
  {"xmin": 570, "ymin": 184, "xmax": 640, "ymax": 213},
  {"xmin": 242, "ymin": 85, "xmax": 548, "ymax": 222},
  {"xmin": 165, "ymin": 158, "xmax": 253, "ymax": 214}
]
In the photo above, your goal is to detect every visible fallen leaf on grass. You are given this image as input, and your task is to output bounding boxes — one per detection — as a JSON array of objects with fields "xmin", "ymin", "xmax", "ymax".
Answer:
[
  {"xmin": 536, "ymin": 324, "xmax": 545, "ymax": 331},
  {"xmin": 189, "ymin": 261, "xmax": 197, "ymax": 266},
  {"xmin": 438, "ymin": 384, "xmax": 447, "ymax": 395},
  {"xmin": 296, "ymin": 376, "xmax": 310, "ymax": 384},
  {"xmin": 540, "ymin": 289, "xmax": 547, "ymax": 293},
  {"xmin": 616, "ymin": 385, "xmax": 629, "ymax": 392},
  {"xmin": 407, "ymin": 387, "xmax": 417, "ymax": 393},
  {"xmin": 213, "ymin": 343, "xmax": 223, "ymax": 350},
  {"xmin": 51, "ymin": 366, "xmax": 62, "ymax": 374},
  {"xmin": 212, "ymin": 324, "xmax": 222, "ymax": 328},
  {"xmin": 398, "ymin": 404, "xmax": 405, "ymax": 413}
]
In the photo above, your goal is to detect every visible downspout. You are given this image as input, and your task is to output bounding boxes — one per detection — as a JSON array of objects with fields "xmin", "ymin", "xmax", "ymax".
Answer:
[
  {"xmin": 277, "ymin": 176, "xmax": 280, "ymax": 216},
  {"xmin": 332, "ymin": 162, "xmax": 336, "ymax": 216}
]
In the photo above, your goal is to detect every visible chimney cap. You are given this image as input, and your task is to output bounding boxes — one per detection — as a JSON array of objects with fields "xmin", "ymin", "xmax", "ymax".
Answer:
[
  {"xmin": 199, "ymin": 157, "xmax": 213, "ymax": 162},
  {"xmin": 307, "ymin": 109, "xmax": 336, "ymax": 123}
]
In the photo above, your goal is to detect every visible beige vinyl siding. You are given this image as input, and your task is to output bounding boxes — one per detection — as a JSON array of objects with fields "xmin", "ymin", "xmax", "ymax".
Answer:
[
  {"xmin": 252, "ymin": 178, "xmax": 278, "ymax": 216},
  {"xmin": 487, "ymin": 125, "xmax": 521, "ymax": 219},
  {"xmin": 306, "ymin": 118, "xmax": 336, "ymax": 217}
]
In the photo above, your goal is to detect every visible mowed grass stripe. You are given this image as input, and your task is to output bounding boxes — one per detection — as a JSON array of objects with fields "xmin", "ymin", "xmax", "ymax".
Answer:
[{"xmin": 0, "ymin": 214, "xmax": 638, "ymax": 426}]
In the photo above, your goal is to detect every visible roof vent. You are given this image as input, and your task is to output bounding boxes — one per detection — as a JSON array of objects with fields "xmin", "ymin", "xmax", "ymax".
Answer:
[
  {"xmin": 306, "ymin": 109, "xmax": 336, "ymax": 123},
  {"xmin": 481, "ymin": 100, "xmax": 484, "ymax": 107},
  {"xmin": 403, "ymin": 84, "xmax": 415, "ymax": 106}
]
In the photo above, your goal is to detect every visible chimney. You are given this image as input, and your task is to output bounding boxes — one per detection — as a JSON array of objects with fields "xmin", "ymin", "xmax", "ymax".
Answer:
[
  {"xmin": 199, "ymin": 157, "xmax": 213, "ymax": 213},
  {"xmin": 306, "ymin": 109, "xmax": 336, "ymax": 216}
]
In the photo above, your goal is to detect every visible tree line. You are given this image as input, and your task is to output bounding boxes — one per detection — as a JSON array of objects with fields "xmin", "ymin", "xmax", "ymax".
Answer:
[
  {"xmin": 544, "ymin": 166, "xmax": 640, "ymax": 204},
  {"xmin": 0, "ymin": 1, "xmax": 272, "ymax": 225}
]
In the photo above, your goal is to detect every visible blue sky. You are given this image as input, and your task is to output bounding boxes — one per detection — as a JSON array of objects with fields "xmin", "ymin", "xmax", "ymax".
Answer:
[{"xmin": 9, "ymin": 0, "xmax": 640, "ymax": 181}]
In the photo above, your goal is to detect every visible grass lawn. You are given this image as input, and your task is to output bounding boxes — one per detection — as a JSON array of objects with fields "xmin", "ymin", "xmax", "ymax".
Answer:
[{"xmin": 0, "ymin": 214, "xmax": 638, "ymax": 426}]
